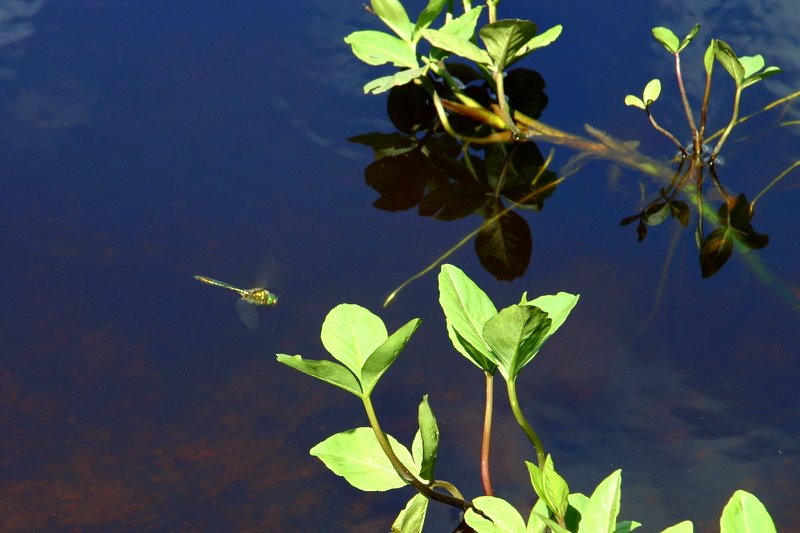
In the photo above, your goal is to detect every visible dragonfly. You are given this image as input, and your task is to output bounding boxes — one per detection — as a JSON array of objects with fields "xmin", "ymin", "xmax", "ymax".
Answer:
[{"xmin": 194, "ymin": 275, "xmax": 278, "ymax": 330}]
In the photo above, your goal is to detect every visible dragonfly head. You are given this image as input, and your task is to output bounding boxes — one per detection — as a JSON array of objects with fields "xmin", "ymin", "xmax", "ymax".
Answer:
[{"xmin": 244, "ymin": 288, "xmax": 278, "ymax": 306}]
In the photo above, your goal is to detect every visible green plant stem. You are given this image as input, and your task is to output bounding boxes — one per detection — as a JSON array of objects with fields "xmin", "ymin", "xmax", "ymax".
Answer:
[
  {"xmin": 506, "ymin": 377, "xmax": 546, "ymax": 467},
  {"xmin": 712, "ymin": 86, "xmax": 742, "ymax": 159},
  {"xmin": 751, "ymin": 160, "xmax": 800, "ymax": 209},
  {"xmin": 361, "ymin": 395, "xmax": 473, "ymax": 511},
  {"xmin": 487, "ymin": 0, "xmax": 498, "ymax": 23},
  {"xmin": 646, "ymin": 111, "xmax": 685, "ymax": 153},
  {"xmin": 481, "ymin": 371, "xmax": 494, "ymax": 496}
]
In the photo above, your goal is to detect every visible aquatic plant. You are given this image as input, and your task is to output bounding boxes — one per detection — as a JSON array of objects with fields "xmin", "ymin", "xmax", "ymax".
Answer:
[{"xmin": 276, "ymin": 263, "xmax": 776, "ymax": 532}]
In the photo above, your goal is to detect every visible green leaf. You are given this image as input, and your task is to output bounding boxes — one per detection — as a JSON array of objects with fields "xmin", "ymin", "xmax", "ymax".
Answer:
[
  {"xmin": 652, "ymin": 27, "xmax": 679, "ymax": 53},
  {"xmin": 361, "ymin": 318, "xmax": 421, "ymax": 395},
  {"xmin": 660, "ymin": 521, "xmax": 694, "ymax": 533},
  {"xmin": 720, "ymin": 490, "xmax": 776, "ymax": 533},
  {"xmin": 363, "ymin": 66, "xmax": 429, "ymax": 95},
  {"xmin": 519, "ymin": 292, "xmax": 579, "ymax": 347},
  {"xmin": 482, "ymin": 304, "xmax": 551, "ymax": 380},
  {"xmin": 624, "ymin": 95, "xmax": 646, "ymax": 110},
  {"xmin": 439, "ymin": 6, "xmax": 484, "ymax": 40},
  {"xmin": 414, "ymin": 395, "xmax": 439, "ymax": 481},
  {"xmin": 642, "ymin": 78, "xmax": 661, "ymax": 106},
  {"xmin": 581, "ymin": 469, "xmax": 622, "ymax": 533},
  {"xmin": 438, "ymin": 264, "xmax": 498, "ymax": 372},
  {"xmin": 391, "ymin": 493, "xmax": 429, "ymax": 533},
  {"xmin": 413, "ymin": 0, "xmax": 447, "ymax": 39},
  {"xmin": 741, "ymin": 66, "xmax": 780, "ymax": 89},
  {"xmin": 276, "ymin": 355, "xmax": 363, "ymax": 397},
  {"xmin": 422, "ymin": 28, "xmax": 491, "ymax": 64},
  {"xmin": 526, "ymin": 498, "xmax": 549, "ymax": 533},
  {"xmin": 526, "ymin": 457, "xmax": 569, "ymax": 520},
  {"xmin": 371, "ymin": 0, "xmax": 414, "ymax": 42},
  {"xmin": 514, "ymin": 24, "xmax": 563, "ymax": 61},
  {"xmin": 479, "ymin": 19, "xmax": 538, "ymax": 70},
  {"xmin": 615, "ymin": 520, "xmax": 642, "ymax": 532},
  {"xmin": 310, "ymin": 427, "xmax": 417, "ymax": 492},
  {"xmin": 321, "ymin": 304, "xmax": 387, "ymax": 376},
  {"xmin": 703, "ymin": 40, "xmax": 716, "ymax": 75},
  {"xmin": 344, "ymin": 30, "xmax": 419, "ymax": 68},
  {"xmin": 715, "ymin": 40, "xmax": 744, "ymax": 85},
  {"xmin": 465, "ymin": 496, "xmax": 527, "ymax": 532},
  {"xmin": 677, "ymin": 23, "xmax": 700, "ymax": 52}
]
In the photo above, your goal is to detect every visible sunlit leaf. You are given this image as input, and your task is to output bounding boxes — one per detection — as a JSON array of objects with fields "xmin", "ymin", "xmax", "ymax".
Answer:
[
  {"xmin": 720, "ymin": 490, "xmax": 776, "ymax": 533},
  {"xmin": 513, "ymin": 24, "xmax": 563, "ymax": 61},
  {"xmin": 527, "ymin": 498, "xmax": 549, "ymax": 533},
  {"xmin": 519, "ymin": 292, "xmax": 579, "ymax": 345},
  {"xmin": 344, "ymin": 30, "xmax": 418, "ymax": 68},
  {"xmin": 465, "ymin": 496, "xmax": 527, "ymax": 532},
  {"xmin": 642, "ymin": 78, "xmax": 661, "ymax": 106},
  {"xmin": 660, "ymin": 521, "xmax": 694, "ymax": 533},
  {"xmin": 699, "ymin": 227, "xmax": 733, "ymax": 278},
  {"xmin": 361, "ymin": 318, "xmax": 421, "ymax": 395},
  {"xmin": 438, "ymin": 5, "xmax": 483, "ymax": 40},
  {"xmin": 652, "ymin": 26, "xmax": 679, "ymax": 53},
  {"xmin": 371, "ymin": 0, "xmax": 414, "ymax": 42},
  {"xmin": 275, "ymin": 355, "xmax": 363, "ymax": 397},
  {"xmin": 715, "ymin": 40, "xmax": 744, "ymax": 85},
  {"xmin": 581, "ymin": 469, "xmax": 622, "ymax": 533},
  {"xmin": 527, "ymin": 456, "xmax": 569, "ymax": 520},
  {"xmin": 413, "ymin": 0, "xmax": 447, "ymax": 39},
  {"xmin": 391, "ymin": 493, "xmax": 429, "ymax": 533},
  {"xmin": 482, "ymin": 304, "xmax": 551, "ymax": 380},
  {"xmin": 310, "ymin": 427, "xmax": 417, "ymax": 491},
  {"xmin": 475, "ymin": 207, "xmax": 532, "ymax": 281},
  {"xmin": 438, "ymin": 264, "xmax": 497, "ymax": 372},
  {"xmin": 321, "ymin": 304, "xmax": 387, "ymax": 375},
  {"xmin": 677, "ymin": 23, "xmax": 700, "ymax": 52},
  {"xmin": 479, "ymin": 19, "xmax": 538, "ymax": 70},
  {"xmin": 415, "ymin": 395, "xmax": 439, "ymax": 481},
  {"xmin": 624, "ymin": 95, "xmax": 646, "ymax": 110},
  {"xmin": 422, "ymin": 28, "xmax": 491, "ymax": 64},
  {"xmin": 364, "ymin": 66, "xmax": 429, "ymax": 94},
  {"xmin": 703, "ymin": 40, "xmax": 716, "ymax": 75},
  {"xmin": 616, "ymin": 520, "xmax": 643, "ymax": 532}
]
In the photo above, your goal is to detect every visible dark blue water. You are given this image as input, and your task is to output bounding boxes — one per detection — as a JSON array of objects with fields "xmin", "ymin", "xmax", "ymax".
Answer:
[{"xmin": 1, "ymin": 1, "xmax": 798, "ymax": 531}]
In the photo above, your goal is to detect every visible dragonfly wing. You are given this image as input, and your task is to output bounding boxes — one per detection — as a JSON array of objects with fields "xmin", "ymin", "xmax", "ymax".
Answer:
[{"xmin": 236, "ymin": 298, "xmax": 260, "ymax": 330}]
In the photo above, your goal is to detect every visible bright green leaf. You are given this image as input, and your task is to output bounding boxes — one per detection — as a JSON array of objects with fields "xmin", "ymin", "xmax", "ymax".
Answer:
[
  {"xmin": 615, "ymin": 520, "xmax": 643, "ymax": 532},
  {"xmin": 660, "ymin": 521, "xmax": 694, "ymax": 533},
  {"xmin": 703, "ymin": 40, "xmax": 716, "ymax": 75},
  {"xmin": 720, "ymin": 490, "xmax": 776, "ymax": 533},
  {"xmin": 677, "ymin": 23, "xmax": 700, "ymax": 52},
  {"xmin": 465, "ymin": 496, "xmax": 527, "ymax": 532},
  {"xmin": 715, "ymin": 40, "xmax": 744, "ymax": 84},
  {"xmin": 276, "ymin": 354, "xmax": 363, "ymax": 397},
  {"xmin": 391, "ymin": 493, "xmax": 429, "ymax": 533},
  {"xmin": 363, "ymin": 67, "xmax": 429, "ymax": 95},
  {"xmin": 361, "ymin": 318, "xmax": 421, "ymax": 395},
  {"xmin": 581, "ymin": 469, "xmax": 622, "ymax": 533},
  {"xmin": 439, "ymin": 6, "xmax": 484, "ymax": 40},
  {"xmin": 344, "ymin": 30, "xmax": 419, "ymax": 68},
  {"xmin": 527, "ymin": 457, "xmax": 569, "ymax": 520},
  {"xmin": 371, "ymin": 0, "xmax": 414, "ymax": 41},
  {"xmin": 438, "ymin": 264, "xmax": 497, "ymax": 372},
  {"xmin": 741, "ymin": 65, "xmax": 780, "ymax": 89},
  {"xmin": 514, "ymin": 24, "xmax": 563, "ymax": 61},
  {"xmin": 321, "ymin": 304, "xmax": 387, "ymax": 376},
  {"xmin": 479, "ymin": 19, "xmax": 538, "ymax": 70},
  {"xmin": 482, "ymin": 304, "xmax": 551, "ymax": 380},
  {"xmin": 422, "ymin": 28, "xmax": 491, "ymax": 64},
  {"xmin": 739, "ymin": 54, "xmax": 765, "ymax": 78},
  {"xmin": 642, "ymin": 79, "xmax": 661, "ymax": 106},
  {"xmin": 526, "ymin": 498, "xmax": 549, "ymax": 533},
  {"xmin": 413, "ymin": 0, "xmax": 447, "ymax": 39},
  {"xmin": 528, "ymin": 513, "xmax": 570, "ymax": 533},
  {"xmin": 415, "ymin": 395, "xmax": 439, "ymax": 481},
  {"xmin": 652, "ymin": 27, "xmax": 679, "ymax": 53},
  {"xmin": 310, "ymin": 427, "xmax": 418, "ymax": 492},
  {"xmin": 624, "ymin": 95, "xmax": 646, "ymax": 110},
  {"xmin": 519, "ymin": 292, "xmax": 578, "ymax": 351}
]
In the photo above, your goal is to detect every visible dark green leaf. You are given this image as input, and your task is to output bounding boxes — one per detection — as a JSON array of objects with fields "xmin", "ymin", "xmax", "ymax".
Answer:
[
  {"xmin": 482, "ymin": 304, "xmax": 551, "ymax": 380},
  {"xmin": 361, "ymin": 318, "xmax": 421, "ymax": 395},
  {"xmin": 475, "ymin": 205, "xmax": 532, "ymax": 281},
  {"xmin": 276, "ymin": 355, "xmax": 363, "ymax": 397},
  {"xmin": 479, "ymin": 19, "xmax": 538, "ymax": 70}
]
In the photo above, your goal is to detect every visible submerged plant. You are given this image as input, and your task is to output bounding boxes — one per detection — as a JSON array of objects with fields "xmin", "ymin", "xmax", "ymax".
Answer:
[{"xmin": 276, "ymin": 263, "xmax": 776, "ymax": 532}]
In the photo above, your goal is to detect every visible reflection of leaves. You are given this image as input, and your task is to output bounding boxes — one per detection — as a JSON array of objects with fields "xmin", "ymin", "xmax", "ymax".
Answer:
[
  {"xmin": 365, "ymin": 151, "xmax": 428, "ymax": 211},
  {"xmin": 505, "ymin": 68, "xmax": 548, "ymax": 119},
  {"xmin": 700, "ymin": 194, "xmax": 769, "ymax": 278},
  {"xmin": 669, "ymin": 200, "xmax": 690, "ymax": 226},
  {"xmin": 387, "ymin": 82, "xmax": 435, "ymax": 134},
  {"xmin": 475, "ymin": 202, "xmax": 531, "ymax": 281},
  {"xmin": 643, "ymin": 201, "xmax": 669, "ymax": 226},
  {"xmin": 419, "ymin": 181, "xmax": 487, "ymax": 220}
]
